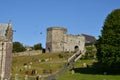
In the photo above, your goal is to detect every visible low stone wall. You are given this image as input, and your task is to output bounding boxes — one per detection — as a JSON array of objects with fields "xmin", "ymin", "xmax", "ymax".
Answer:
[{"xmin": 13, "ymin": 50, "xmax": 42, "ymax": 56}]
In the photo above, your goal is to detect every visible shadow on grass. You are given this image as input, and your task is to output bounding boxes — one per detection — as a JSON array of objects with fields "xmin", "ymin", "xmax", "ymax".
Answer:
[
  {"xmin": 73, "ymin": 62, "xmax": 120, "ymax": 75},
  {"xmin": 73, "ymin": 67, "xmax": 102, "ymax": 75}
]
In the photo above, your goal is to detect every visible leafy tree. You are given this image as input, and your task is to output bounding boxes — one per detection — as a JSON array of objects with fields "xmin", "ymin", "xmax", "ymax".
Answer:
[
  {"xmin": 85, "ymin": 46, "xmax": 96, "ymax": 59},
  {"xmin": 95, "ymin": 9, "xmax": 120, "ymax": 67},
  {"xmin": 33, "ymin": 43, "xmax": 42, "ymax": 50},
  {"xmin": 13, "ymin": 42, "xmax": 26, "ymax": 53}
]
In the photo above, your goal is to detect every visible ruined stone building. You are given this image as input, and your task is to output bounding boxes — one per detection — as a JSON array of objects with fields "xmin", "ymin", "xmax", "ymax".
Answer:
[
  {"xmin": 0, "ymin": 22, "xmax": 13, "ymax": 80},
  {"xmin": 82, "ymin": 34, "xmax": 96, "ymax": 46},
  {"xmin": 46, "ymin": 27, "xmax": 85, "ymax": 53}
]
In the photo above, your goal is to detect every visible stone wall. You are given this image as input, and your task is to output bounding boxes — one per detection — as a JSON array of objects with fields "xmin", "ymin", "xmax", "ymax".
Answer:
[
  {"xmin": 13, "ymin": 50, "xmax": 42, "ymax": 56},
  {"xmin": 46, "ymin": 27, "xmax": 67, "ymax": 52},
  {"xmin": 46, "ymin": 27, "xmax": 85, "ymax": 53},
  {"xmin": 4, "ymin": 42, "xmax": 12, "ymax": 79},
  {"xmin": 0, "ymin": 22, "xmax": 13, "ymax": 80},
  {"xmin": 64, "ymin": 34, "xmax": 85, "ymax": 52}
]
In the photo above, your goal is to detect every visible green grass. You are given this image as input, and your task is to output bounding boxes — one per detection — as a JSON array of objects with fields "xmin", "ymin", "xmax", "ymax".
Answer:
[
  {"xmin": 11, "ymin": 52, "xmax": 73, "ymax": 80},
  {"xmin": 56, "ymin": 59, "xmax": 120, "ymax": 80},
  {"xmin": 12, "ymin": 52, "xmax": 120, "ymax": 80},
  {"xmin": 57, "ymin": 72, "xmax": 120, "ymax": 80}
]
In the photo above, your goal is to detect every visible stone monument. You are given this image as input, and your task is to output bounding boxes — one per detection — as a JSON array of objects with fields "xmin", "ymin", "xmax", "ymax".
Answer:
[{"xmin": 0, "ymin": 21, "xmax": 13, "ymax": 80}]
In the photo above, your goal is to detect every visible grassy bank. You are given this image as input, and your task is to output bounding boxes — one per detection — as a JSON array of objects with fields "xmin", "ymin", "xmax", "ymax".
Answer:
[
  {"xmin": 12, "ymin": 52, "xmax": 120, "ymax": 80},
  {"xmin": 11, "ymin": 52, "xmax": 73, "ymax": 80},
  {"xmin": 56, "ymin": 59, "xmax": 120, "ymax": 80}
]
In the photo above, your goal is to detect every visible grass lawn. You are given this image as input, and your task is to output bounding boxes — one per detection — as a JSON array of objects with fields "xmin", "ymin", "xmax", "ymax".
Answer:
[
  {"xmin": 56, "ymin": 59, "xmax": 120, "ymax": 80},
  {"xmin": 11, "ymin": 52, "xmax": 73, "ymax": 80},
  {"xmin": 12, "ymin": 52, "xmax": 120, "ymax": 80},
  {"xmin": 57, "ymin": 72, "xmax": 120, "ymax": 80}
]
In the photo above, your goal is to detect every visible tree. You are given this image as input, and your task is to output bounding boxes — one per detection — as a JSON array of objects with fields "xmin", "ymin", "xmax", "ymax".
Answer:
[
  {"xmin": 33, "ymin": 43, "xmax": 42, "ymax": 50},
  {"xmin": 85, "ymin": 46, "xmax": 96, "ymax": 59},
  {"xmin": 13, "ymin": 42, "xmax": 26, "ymax": 53},
  {"xmin": 95, "ymin": 9, "xmax": 120, "ymax": 67}
]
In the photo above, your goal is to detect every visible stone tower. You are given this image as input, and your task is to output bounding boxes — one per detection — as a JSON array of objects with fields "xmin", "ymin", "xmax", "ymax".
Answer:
[
  {"xmin": 0, "ymin": 21, "xmax": 13, "ymax": 80},
  {"xmin": 46, "ymin": 27, "xmax": 67, "ymax": 52},
  {"xmin": 46, "ymin": 27, "xmax": 85, "ymax": 53}
]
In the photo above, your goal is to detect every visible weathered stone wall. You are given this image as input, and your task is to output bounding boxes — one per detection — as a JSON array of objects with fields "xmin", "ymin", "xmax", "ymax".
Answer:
[
  {"xmin": 0, "ymin": 43, "xmax": 11, "ymax": 80},
  {"xmin": 13, "ymin": 50, "xmax": 42, "ymax": 56},
  {"xmin": 46, "ymin": 27, "xmax": 85, "ymax": 53},
  {"xmin": 4, "ymin": 42, "xmax": 12, "ymax": 79},
  {"xmin": 0, "ymin": 22, "xmax": 13, "ymax": 80},
  {"xmin": 46, "ymin": 27, "xmax": 67, "ymax": 52},
  {"xmin": 52, "ymin": 27, "xmax": 66, "ymax": 52},
  {"xmin": 64, "ymin": 34, "xmax": 85, "ymax": 52}
]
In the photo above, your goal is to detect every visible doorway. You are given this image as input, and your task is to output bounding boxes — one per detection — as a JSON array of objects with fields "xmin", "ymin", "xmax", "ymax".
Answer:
[{"xmin": 74, "ymin": 46, "xmax": 79, "ymax": 52}]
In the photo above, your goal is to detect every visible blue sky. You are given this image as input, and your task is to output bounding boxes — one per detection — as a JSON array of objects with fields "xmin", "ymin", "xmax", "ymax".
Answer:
[{"xmin": 0, "ymin": 0, "xmax": 120, "ymax": 48}]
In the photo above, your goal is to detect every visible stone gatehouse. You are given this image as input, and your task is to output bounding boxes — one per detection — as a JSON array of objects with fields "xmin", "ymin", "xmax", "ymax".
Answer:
[
  {"xmin": 46, "ymin": 27, "xmax": 85, "ymax": 53},
  {"xmin": 0, "ymin": 21, "xmax": 13, "ymax": 80}
]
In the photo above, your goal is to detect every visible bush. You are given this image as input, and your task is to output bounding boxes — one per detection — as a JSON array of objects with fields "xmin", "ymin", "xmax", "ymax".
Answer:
[
  {"xmin": 82, "ymin": 46, "xmax": 96, "ymax": 59},
  {"xmin": 41, "ymin": 59, "xmax": 45, "ymax": 62},
  {"xmin": 58, "ymin": 54, "xmax": 63, "ymax": 58},
  {"xmin": 33, "ymin": 43, "xmax": 42, "ymax": 50},
  {"xmin": 13, "ymin": 42, "xmax": 26, "ymax": 53}
]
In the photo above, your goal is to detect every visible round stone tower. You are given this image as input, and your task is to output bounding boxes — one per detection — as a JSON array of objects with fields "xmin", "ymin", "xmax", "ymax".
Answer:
[{"xmin": 46, "ymin": 27, "xmax": 67, "ymax": 52}]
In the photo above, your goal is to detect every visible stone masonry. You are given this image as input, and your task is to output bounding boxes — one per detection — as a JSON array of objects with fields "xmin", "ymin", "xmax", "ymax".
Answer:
[
  {"xmin": 0, "ymin": 21, "xmax": 13, "ymax": 80},
  {"xmin": 46, "ymin": 27, "xmax": 85, "ymax": 53}
]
